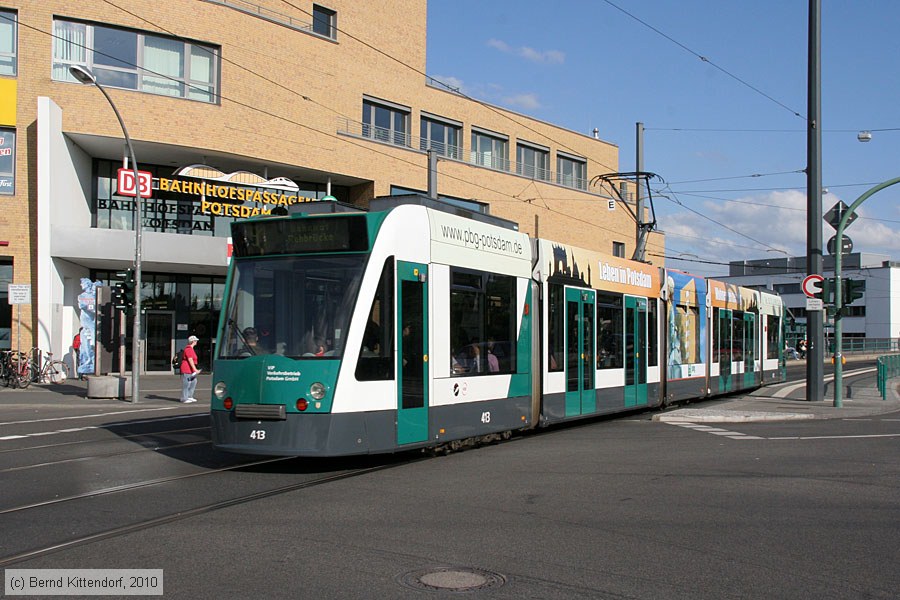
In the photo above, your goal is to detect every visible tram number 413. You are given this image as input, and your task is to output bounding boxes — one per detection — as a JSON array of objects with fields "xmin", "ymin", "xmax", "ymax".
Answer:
[{"xmin": 250, "ymin": 430, "xmax": 267, "ymax": 440}]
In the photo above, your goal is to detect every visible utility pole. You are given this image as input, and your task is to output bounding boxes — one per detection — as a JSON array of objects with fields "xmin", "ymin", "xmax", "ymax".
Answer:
[
  {"xmin": 634, "ymin": 122, "xmax": 646, "ymax": 262},
  {"xmin": 806, "ymin": 0, "xmax": 824, "ymax": 402}
]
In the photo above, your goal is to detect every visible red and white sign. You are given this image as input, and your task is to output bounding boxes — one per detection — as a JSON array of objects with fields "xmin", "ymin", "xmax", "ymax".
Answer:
[
  {"xmin": 117, "ymin": 168, "xmax": 153, "ymax": 198},
  {"xmin": 801, "ymin": 274, "xmax": 824, "ymax": 298}
]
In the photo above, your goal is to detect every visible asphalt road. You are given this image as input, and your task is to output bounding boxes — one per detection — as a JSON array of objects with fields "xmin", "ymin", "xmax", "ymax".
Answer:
[{"xmin": 1, "ymin": 375, "xmax": 898, "ymax": 599}]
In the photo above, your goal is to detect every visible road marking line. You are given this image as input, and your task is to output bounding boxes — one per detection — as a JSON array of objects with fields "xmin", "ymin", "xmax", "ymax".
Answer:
[
  {"xmin": 664, "ymin": 422, "xmax": 900, "ymax": 441},
  {"xmin": 0, "ymin": 414, "xmax": 201, "ymax": 442},
  {"xmin": 768, "ymin": 433, "xmax": 900, "ymax": 440},
  {"xmin": 0, "ymin": 407, "xmax": 184, "ymax": 427}
]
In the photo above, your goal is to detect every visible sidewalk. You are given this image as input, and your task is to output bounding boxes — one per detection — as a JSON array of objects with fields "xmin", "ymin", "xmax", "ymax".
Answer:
[
  {"xmin": 654, "ymin": 369, "xmax": 900, "ymax": 423},
  {"xmin": 0, "ymin": 373, "xmax": 213, "ymax": 421}
]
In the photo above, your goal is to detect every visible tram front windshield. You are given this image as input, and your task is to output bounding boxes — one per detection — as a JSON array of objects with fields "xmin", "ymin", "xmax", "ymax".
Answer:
[{"xmin": 219, "ymin": 255, "xmax": 365, "ymax": 359}]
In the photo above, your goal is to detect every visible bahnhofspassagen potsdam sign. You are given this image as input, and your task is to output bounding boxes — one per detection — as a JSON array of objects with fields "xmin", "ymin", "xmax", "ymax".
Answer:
[{"xmin": 103, "ymin": 176, "xmax": 323, "ymax": 231}]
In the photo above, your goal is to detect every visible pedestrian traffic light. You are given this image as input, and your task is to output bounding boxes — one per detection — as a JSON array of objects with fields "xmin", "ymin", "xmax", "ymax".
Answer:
[{"xmin": 843, "ymin": 278, "xmax": 865, "ymax": 305}]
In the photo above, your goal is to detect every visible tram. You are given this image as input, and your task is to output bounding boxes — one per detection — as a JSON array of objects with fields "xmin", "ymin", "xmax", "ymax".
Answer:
[{"xmin": 210, "ymin": 196, "xmax": 786, "ymax": 456}]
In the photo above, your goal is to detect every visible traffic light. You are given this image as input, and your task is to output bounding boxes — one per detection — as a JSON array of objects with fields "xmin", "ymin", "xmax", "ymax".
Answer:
[
  {"xmin": 114, "ymin": 268, "xmax": 135, "ymax": 313},
  {"xmin": 111, "ymin": 283, "xmax": 127, "ymax": 309},
  {"xmin": 843, "ymin": 278, "xmax": 865, "ymax": 305},
  {"xmin": 814, "ymin": 277, "xmax": 834, "ymax": 304}
]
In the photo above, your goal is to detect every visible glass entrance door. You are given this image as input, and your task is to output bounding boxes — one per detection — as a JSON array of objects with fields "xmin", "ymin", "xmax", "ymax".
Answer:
[{"xmin": 144, "ymin": 311, "xmax": 174, "ymax": 372}]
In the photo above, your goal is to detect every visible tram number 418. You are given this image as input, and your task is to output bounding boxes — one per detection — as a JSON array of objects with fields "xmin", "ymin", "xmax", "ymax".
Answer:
[
  {"xmin": 480, "ymin": 412, "xmax": 491, "ymax": 424},
  {"xmin": 250, "ymin": 430, "xmax": 267, "ymax": 440}
]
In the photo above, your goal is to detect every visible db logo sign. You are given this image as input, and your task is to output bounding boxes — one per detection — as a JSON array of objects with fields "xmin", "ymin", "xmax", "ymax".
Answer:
[{"xmin": 117, "ymin": 168, "xmax": 153, "ymax": 198}]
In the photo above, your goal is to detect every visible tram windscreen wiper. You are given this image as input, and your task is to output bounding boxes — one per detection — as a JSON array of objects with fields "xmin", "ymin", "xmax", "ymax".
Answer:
[{"xmin": 228, "ymin": 319, "xmax": 255, "ymax": 356}]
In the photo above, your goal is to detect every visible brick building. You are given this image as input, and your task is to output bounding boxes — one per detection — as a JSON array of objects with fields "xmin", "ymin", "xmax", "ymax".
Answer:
[{"xmin": 0, "ymin": 0, "xmax": 664, "ymax": 373}]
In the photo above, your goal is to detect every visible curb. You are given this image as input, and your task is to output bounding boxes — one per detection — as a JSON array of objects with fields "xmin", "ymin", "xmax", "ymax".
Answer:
[{"xmin": 653, "ymin": 410, "xmax": 816, "ymax": 423}]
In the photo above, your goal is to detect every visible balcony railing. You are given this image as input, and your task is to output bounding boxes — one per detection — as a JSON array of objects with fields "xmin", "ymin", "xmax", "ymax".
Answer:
[
  {"xmin": 337, "ymin": 117, "xmax": 590, "ymax": 191},
  {"xmin": 204, "ymin": 0, "xmax": 313, "ymax": 32}
]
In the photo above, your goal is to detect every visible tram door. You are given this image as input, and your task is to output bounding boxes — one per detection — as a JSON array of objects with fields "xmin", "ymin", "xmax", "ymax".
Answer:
[
  {"xmin": 564, "ymin": 288, "xmax": 596, "ymax": 417},
  {"xmin": 718, "ymin": 309, "xmax": 733, "ymax": 393},
  {"xmin": 743, "ymin": 312, "xmax": 757, "ymax": 388},
  {"xmin": 624, "ymin": 296, "xmax": 648, "ymax": 407},
  {"xmin": 397, "ymin": 261, "xmax": 429, "ymax": 445}
]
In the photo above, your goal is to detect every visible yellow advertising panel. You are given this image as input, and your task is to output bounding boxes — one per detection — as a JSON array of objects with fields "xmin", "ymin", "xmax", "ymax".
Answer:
[
  {"xmin": 539, "ymin": 239, "xmax": 659, "ymax": 297},
  {"xmin": 0, "ymin": 79, "xmax": 16, "ymax": 126},
  {"xmin": 708, "ymin": 279, "xmax": 758, "ymax": 311}
]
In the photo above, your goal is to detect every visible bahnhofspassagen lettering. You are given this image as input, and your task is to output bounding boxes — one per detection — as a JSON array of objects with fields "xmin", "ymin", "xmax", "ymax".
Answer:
[{"xmin": 157, "ymin": 177, "xmax": 317, "ymax": 208}]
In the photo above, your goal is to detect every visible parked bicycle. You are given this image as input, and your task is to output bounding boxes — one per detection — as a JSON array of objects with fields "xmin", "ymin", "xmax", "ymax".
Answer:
[
  {"xmin": 29, "ymin": 349, "xmax": 69, "ymax": 384},
  {"xmin": 1, "ymin": 349, "xmax": 31, "ymax": 389}
]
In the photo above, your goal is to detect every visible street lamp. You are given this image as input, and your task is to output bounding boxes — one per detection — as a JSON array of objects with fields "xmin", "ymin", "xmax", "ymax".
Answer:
[{"xmin": 69, "ymin": 65, "xmax": 142, "ymax": 404}]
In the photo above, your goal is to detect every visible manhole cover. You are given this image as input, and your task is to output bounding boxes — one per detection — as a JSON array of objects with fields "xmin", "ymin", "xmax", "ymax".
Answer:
[{"xmin": 398, "ymin": 566, "xmax": 506, "ymax": 593}]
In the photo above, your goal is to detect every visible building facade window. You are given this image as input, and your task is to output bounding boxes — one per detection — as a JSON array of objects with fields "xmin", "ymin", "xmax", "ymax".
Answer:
[
  {"xmin": 0, "ymin": 128, "xmax": 14, "ymax": 196},
  {"xmin": 312, "ymin": 5, "xmax": 337, "ymax": 39},
  {"xmin": 516, "ymin": 142, "xmax": 549, "ymax": 181},
  {"xmin": 471, "ymin": 129, "xmax": 509, "ymax": 172},
  {"xmin": 362, "ymin": 98, "xmax": 410, "ymax": 147},
  {"xmin": 0, "ymin": 258, "xmax": 11, "ymax": 350},
  {"xmin": 94, "ymin": 270, "xmax": 225, "ymax": 371},
  {"xmin": 612, "ymin": 241, "xmax": 626, "ymax": 258},
  {"xmin": 557, "ymin": 153, "xmax": 587, "ymax": 190},
  {"xmin": 52, "ymin": 19, "xmax": 219, "ymax": 103},
  {"xmin": 0, "ymin": 9, "xmax": 16, "ymax": 76},
  {"xmin": 420, "ymin": 115, "xmax": 462, "ymax": 159}
]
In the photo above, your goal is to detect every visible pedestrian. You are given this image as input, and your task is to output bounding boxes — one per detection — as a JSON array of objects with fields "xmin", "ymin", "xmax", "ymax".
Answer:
[
  {"xmin": 798, "ymin": 339, "xmax": 808, "ymax": 360},
  {"xmin": 72, "ymin": 327, "xmax": 83, "ymax": 379},
  {"xmin": 180, "ymin": 335, "xmax": 201, "ymax": 403}
]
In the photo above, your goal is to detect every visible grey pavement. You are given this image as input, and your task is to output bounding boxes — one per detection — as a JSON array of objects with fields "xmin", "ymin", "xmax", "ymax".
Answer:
[
  {"xmin": 655, "ymin": 361, "xmax": 900, "ymax": 423},
  {"xmin": 0, "ymin": 373, "xmax": 213, "ymax": 422}
]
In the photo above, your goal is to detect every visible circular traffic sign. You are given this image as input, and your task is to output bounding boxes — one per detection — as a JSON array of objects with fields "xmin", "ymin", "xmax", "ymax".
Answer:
[
  {"xmin": 801, "ymin": 274, "xmax": 824, "ymax": 298},
  {"xmin": 827, "ymin": 235, "xmax": 853, "ymax": 256}
]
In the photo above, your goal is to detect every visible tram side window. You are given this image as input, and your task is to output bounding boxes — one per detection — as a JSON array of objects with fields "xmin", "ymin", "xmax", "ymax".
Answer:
[
  {"xmin": 449, "ymin": 268, "xmax": 516, "ymax": 375},
  {"xmin": 596, "ymin": 292, "xmax": 623, "ymax": 369},
  {"xmin": 713, "ymin": 308, "xmax": 722, "ymax": 363},
  {"xmin": 548, "ymin": 284, "xmax": 564, "ymax": 371},
  {"xmin": 766, "ymin": 314, "xmax": 780, "ymax": 359},
  {"xmin": 732, "ymin": 312, "xmax": 745, "ymax": 362},
  {"xmin": 355, "ymin": 258, "xmax": 394, "ymax": 381},
  {"xmin": 648, "ymin": 298, "xmax": 658, "ymax": 367}
]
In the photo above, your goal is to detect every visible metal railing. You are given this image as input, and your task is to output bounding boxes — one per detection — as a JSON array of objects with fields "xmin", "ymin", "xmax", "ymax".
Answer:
[
  {"xmin": 203, "ymin": 0, "xmax": 313, "ymax": 32},
  {"xmin": 826, "ymin": 337, "xmax": 900, "ymax": 354},
  {"xmin": 337, "ymin": 117, "xmax": 590, "ymax": 191},
  {"xmin": 877, "ymin": 353, "xmax": 900, "ymax": 400}
]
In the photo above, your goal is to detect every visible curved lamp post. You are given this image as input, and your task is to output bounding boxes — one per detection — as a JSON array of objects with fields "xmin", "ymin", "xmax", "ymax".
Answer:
[
  {"xmin": 833, "ymin": 176, "xmax": 900, "ymax": 407},
  {"xmin": 69, "ymin": 65, "xmax": 142, "ymax": 404}
]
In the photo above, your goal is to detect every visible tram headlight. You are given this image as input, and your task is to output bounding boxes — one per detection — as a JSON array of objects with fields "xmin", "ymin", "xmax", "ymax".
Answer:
[
  {"xmin": 309, "ymin": 382, "xmax": 326, "ymax": 400},
  {"xmin": 214, "ymin": 381, "xmax": 228, "ymax": 399}
]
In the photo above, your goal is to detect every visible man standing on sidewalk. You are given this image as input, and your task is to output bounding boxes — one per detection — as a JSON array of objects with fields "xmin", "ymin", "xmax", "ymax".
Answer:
[{"xmin": 180, "ymin": 335, "xmax": 201, "ymax": 403}]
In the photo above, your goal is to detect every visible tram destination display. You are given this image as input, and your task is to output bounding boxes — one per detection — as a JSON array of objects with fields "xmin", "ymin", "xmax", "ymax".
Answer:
[{"xmin": 232, "ymin": 216, "xmax": 369, "ymax": 256}]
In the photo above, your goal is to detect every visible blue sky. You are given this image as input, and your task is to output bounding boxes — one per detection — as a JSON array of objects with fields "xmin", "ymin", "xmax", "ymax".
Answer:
[{"xmin": 425, "ymin": 1, "xmax": 900, "ymax": 276}]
